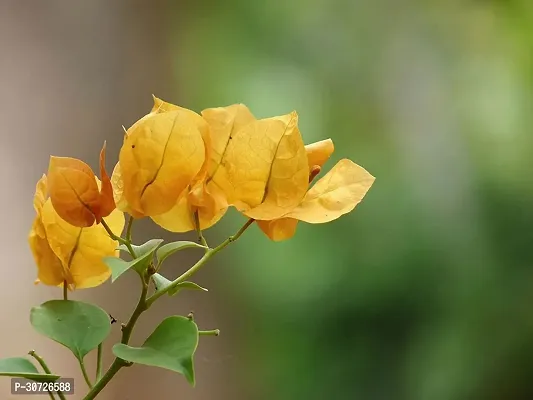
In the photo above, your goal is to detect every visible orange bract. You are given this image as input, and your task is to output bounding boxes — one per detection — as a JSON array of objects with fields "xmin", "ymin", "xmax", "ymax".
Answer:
[
  {"xmin": 46, "ymin": 143, "xmax": 116, "ymax": 227},
  {"xmin": 28, "ymin": 175, "xmax": 125, "ymax": 289}
]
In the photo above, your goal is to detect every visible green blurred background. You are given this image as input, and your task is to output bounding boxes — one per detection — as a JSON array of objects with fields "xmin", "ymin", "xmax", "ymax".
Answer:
[
  {"xmin": 3, "ymin": 0, "xmax": 533, "ymax": 399},
  {"xmin": 180, "ymin": 1, "xmax": 533, "ymax": 399}
]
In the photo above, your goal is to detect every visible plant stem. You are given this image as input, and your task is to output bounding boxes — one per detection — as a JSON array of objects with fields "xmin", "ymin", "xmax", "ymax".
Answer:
[
  {"xmin": 194, "ymin": 210, "xmax": 208, "ymax": 247},
  {"xmin": 78, "ymin": 359, "xmax": 93, "ymax": 388},
  {"xmin": 62, "ymin": 281, "xmax": 68, "ymax": 300},
  {"xmin": 96, "ymin": 344, "xmax": 103, "ymax": 381},
  {"xmin": 82, "ymin": 275, "xmax": 149, "ymax": 400},
  {"xmin": 82, "ymin": 218, "xmax": 254, "ymax": 399},
  {"xmin": 28, "ymin": 350, "xmax": 53, "ymax": 374},
  {"xmin": 146, "ymin": 218, "xmax": 254, "ymax": 307},
  {"xmin": 28, "ymin": 351, "xmax": 66, "ymax": 400},
  {"xmin": 125, "ymin": 215, "xmax": 134, "ymax": 243},
  {"xmin": 100, "ymin": 218, "xmax": 137, "ymax": 258}
]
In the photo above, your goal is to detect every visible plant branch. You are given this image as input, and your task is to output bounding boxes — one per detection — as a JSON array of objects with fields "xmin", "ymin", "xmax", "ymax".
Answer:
[
  {"xmin": 146, "ymin": 218, "xmax": 254, "ymax": 307},
  {"xmin": 82, "ymin": 274, "xmax": 149, "ymax": 399},
  {"xmin": 83, "ymin": 218, "xmax": 254, "ymax": 399},
  {"xmin": 194, "ymin": 210, "xmax": 208, "ymax": 247},
  {"xmin": 62, "ymin": 281, "xmax": 68, "ymax": 301},
  {"xmin": 96, "ymin": 344, "xmax": 103, "ymax": 381},
  {"xmin": 125, "ymin": 216, "xmax": 134, "ymax": 243},
  {"xmin": 28, "ymin": 350, "xmax": 65, "ymax": 400},
  {"xmin": 101, "ymin": 218, "xmax": 137, "ymax": 258}
]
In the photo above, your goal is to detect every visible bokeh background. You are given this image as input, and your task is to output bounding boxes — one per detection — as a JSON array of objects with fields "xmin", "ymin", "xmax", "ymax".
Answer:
[{"xmin": 2, "ymin": 0, "xmax": 533, "ymax": 399}]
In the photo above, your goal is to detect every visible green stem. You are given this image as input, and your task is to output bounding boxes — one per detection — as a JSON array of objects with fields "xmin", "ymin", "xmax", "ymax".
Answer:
[
  {"xmin": 100, "ymin": 219, "xmax": 137, "ymax": 258},
  {"xmin": 194, "ymin": 210, "xmax": 208, "ymax": 247},
  {"xmin": 62, "ymin": 281, "xmax": 68, "ymax": 300},
  {"xmin": 78, "ymin": 359, "xmax": 93, "ymax": 389},
  {"xmin": 28, "ymin": 351, "xmax": 66, "ymax": 400},
  {"xmin": 82, "ymin": 275, "xmax": 149, "ymax": 400},
  {"xmin": 82, "ymin": 218, "xmax": 253, "ymax": 399},
  {"xmin": 125, "ymin": 215, "xmax": 134, "ymax": 243},
  {"xmin": 146, "ymin": 218, "xmax": 254, "ymax": 307},
  {"xmin": 96, "ymin": 344, "xmax": 103, "ymax": 381}
]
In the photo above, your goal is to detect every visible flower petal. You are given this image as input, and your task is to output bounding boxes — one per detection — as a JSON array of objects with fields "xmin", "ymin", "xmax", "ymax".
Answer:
[
  {"xmin": 95, "ymin": 142, "xmax": 116, "ymax": 222},
  {"xmin": 286, "ymin": 159, "xmax": 375, "ymax": 223},
  {"xmin": 257, "ymin": 218, "xmax": 299, "ymax": 241},
  {"xmin": 28, "ymin": 176, "xmax": 71, "ymax": 286},
  {"xmin": 40, "ymin": 200, "xmax": 125, "ymax": 289},
  {"xmin": 151, "ymin": 96, "xmax": 213, "ymax": 184},
  {"xmin": 119, "ymin": 108, "xmax": 207, "ymax": 216},
  {"xmin": 28, "ymin": 220, "xmax": 66, "ymax": 286},
  {"xmin": 152, "ymin": 181, "xmax": 227, "ymax": 232},
  {"xmin": 201, "ymin": 103, "xmax": 256, "ymax": 178},
  {"xmin": 208, "ymin": 111, "xmax": 309, "ymax": 220},
  {"xmin": 110, "ymin": 162, "xmax": 142, "ymax": 218},
  {"xmin": 47, "ymin": 156, "xmax": 100, "ymax": 227},
  {"xmin": 305, "ymin": 138, "xmax": 334, "ymax": 169}
]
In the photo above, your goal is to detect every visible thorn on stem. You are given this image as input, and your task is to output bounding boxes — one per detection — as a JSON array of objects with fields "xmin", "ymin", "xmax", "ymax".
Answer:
[{"xmin": 187, "ymin": 312, "xmax": 194, "ymax": 321}]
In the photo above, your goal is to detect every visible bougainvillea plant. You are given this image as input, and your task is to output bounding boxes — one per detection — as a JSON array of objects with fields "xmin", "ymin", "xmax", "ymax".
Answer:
[{"xmin": 1, "ymin": 97, "xmax": 374, "ymax": 399}]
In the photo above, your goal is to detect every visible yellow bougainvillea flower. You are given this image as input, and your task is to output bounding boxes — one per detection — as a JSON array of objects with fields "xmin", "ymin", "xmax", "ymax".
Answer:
[
  {"xmin": 117, "ymin": 97, "xmax": 208, "ymax": 217},
  {"xmin": 200, "ymin": 106, "xmax": 310, "ymax": 221},
  {"xmin": 28, "ymin": 175, "xmax": 125, "ymax": 289},
  {"xmin": 152, "ymin": 102, "xmax": 256, "ymax": 232},
  {"xmin": 47, "ymin": 143, "xmax": 116, "ymax": 228},
  {"xmin": 257, "ymin": 139, "xmax": 375, "ymax": 241}
]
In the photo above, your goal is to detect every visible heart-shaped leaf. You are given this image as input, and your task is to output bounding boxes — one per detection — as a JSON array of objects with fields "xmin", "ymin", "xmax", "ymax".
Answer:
[
  {"xmin": 156, "ymin": 241, "xmax": 207, "ymax": 266},
  {"xmin": 113, "ymin": 316, "xmax": 199, "ymax": 385},
  {"xmin": 30, "ymin": 300, "xmax": 111, "ymax": 362},
  {"xmin": 152, "ymin": 273, "xmax": 208, "ymax": 296},
  {"xmin": 107, "ymin": 239, "xmax": 164, "ymax": 281},
  {"xmin": 0, "ymin": 358, "xmax": 59, "ymax": 382}
]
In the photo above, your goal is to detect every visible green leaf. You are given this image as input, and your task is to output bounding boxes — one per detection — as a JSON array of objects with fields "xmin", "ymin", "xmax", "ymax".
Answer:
[
  {"xmin": 0, "ymin": 358, "xmax": 59, "ymax": 382},
  {"xmin": 156, "ymin": 241, "xmax": 206, "ymax": 266},
  {"xmin": 107, "ymin": 239, "xmax": 164, "ymax": 281},
  {"xmin": 112, "ymin": 316, "xmax": 199, "ymax": 385},
  {"xmin": 152, "ymin": 273, "xmax": 208, "ymax": 296},
  {"xmin": 30, "ymin": 300, "xmax": 111, "ymax": 362}
]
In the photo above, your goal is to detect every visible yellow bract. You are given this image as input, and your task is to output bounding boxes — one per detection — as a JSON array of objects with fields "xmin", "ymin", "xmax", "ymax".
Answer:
[
  {"xmin": 118, "ymin": 98, "xmax": 208, "ymax": 217},
  {"xmin": 46, "ymin": 143, "xmax": 116, "ymax": 227},
  {"xmin": 115, "ymin": 98, "xmax": 374, "ymax": 238},
  {"xmin": 305, "ymin": 138, "xmax": 334, "ymax": 169},
  {"xmin": 152, "ymin": 103, "xmax": 257, "ymax": 232},
  {"xmin": 257, "ymin": 140, "xmax": 375, "ymax": 241},
  {"xmin": 205, "ymin": 107, "xmax": 309, "ymax": 221},
  {"xmin": 31, "ymin": 95, "xmax": 376, "ymax": 290},
  {"xmin": 28, "ymin": 175, "xmax": 125, "ymax": 289}
]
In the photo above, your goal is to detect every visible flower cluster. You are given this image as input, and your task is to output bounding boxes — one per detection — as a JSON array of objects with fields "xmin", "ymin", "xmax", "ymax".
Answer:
[{"xmin": 28, "ymin": 96, "xmax": 375, "ymax": 289}]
